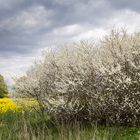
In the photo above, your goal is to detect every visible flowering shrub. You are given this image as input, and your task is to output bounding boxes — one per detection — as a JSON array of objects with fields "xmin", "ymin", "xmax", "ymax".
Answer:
[{"xmin": 14, "ymin": 29, "xmax": 140, "ymax": 126}]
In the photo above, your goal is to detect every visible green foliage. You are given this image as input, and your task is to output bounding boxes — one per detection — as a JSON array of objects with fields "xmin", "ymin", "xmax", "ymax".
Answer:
[{"xmin": 0, "ymin": 74, "xmax": 8, "ymax": 98}]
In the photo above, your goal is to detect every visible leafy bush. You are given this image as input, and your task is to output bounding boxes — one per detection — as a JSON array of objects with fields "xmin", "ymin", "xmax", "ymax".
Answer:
[
  {"xmin": 0, "ymin": 75, "xmax": 8, "ymax": 98},
  {"xmin": 14, "ymin": 29, "xmax": 140, "ymax": 126}
]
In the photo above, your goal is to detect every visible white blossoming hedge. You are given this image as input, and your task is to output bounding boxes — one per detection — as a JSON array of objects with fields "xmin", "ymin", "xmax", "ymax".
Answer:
[{"xmin": 14, "ymin": 29, "xmax": 140, "ymax": 126}]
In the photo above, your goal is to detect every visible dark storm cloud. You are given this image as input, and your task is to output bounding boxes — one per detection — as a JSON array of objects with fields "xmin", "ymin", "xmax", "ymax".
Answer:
[
  {"xmin": 109, "ymin": 0, "xmax": 140, "ymax": 12},
  {"xmin": 32, "ymin": 0, "xmax": 112, "ymax": 27},
  {"xmin": 0, "ymin": 0, "xmax": 140, "ymax": 58},
  {"xmin": 0, "ymin": 0, "xmax": 112, "ymax": 57}
]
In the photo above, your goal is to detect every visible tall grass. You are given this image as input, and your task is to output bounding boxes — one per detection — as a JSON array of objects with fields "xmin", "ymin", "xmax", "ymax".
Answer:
[{"xmin": 0, "ymin": 111, "xmax": 140, "ymax": 140}]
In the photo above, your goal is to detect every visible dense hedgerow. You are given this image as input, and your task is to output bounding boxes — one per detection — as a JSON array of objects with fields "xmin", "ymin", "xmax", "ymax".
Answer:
[{"xmin": 14, "ymin": 29, "xmax": 140, "ymax": 126}]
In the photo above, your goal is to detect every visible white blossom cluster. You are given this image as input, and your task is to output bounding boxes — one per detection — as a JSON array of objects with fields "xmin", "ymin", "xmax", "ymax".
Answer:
[{"xmin": 14, "ymin": 29, "xmax": 140, "ymax": 126}]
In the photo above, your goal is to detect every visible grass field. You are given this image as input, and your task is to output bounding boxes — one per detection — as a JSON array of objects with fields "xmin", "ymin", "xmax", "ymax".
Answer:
[{"xmin": 0, "ymin": 98, "xmax": 140, "ymax": 140}]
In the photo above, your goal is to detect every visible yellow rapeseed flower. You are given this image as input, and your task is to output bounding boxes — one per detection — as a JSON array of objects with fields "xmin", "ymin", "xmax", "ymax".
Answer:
[
  {"xmin": 0, "ymin": 98, "xmax": 38, "ymax": 113},
  {"xmin": 0, "ymin": 98, "xmax": 20, "ymax": 113}
]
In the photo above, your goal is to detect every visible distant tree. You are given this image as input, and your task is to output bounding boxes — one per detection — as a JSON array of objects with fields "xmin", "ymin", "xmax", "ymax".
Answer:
[{"xmin": 0, "ymin": 74, "xmax": 8, "ymax": 98}]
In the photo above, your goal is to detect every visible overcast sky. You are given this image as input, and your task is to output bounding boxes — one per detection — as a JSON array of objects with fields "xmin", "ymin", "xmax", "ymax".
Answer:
[{"xmin": 0, "ymin": 0, "xmax": 140, "ymax": 87}]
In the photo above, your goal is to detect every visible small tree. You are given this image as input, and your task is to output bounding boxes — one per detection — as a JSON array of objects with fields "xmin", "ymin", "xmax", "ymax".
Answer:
[{"xmin": 0, "ymin": 74, "xmax": 8, "ymax": 98}]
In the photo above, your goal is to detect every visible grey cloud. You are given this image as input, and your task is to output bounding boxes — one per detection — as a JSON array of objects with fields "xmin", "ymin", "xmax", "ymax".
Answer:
[
  {"xmin": 109, "ymin": 0, "xmax": 140, "ymax": 12},
  {"xmin": 0, "ymin": 0, "xmax": 140, "ymax": 58},
  {"xmin": 0, "ymin": 0, "xmax": 113, "ymax": 56}
]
